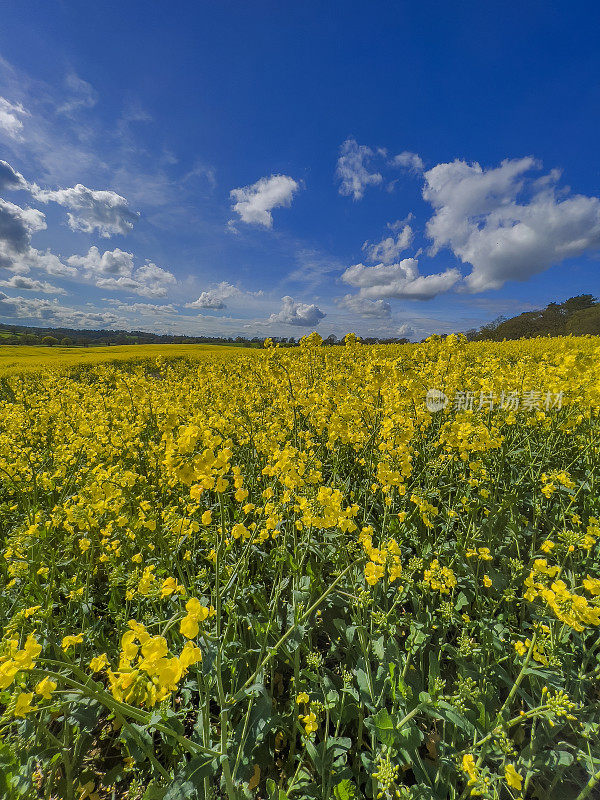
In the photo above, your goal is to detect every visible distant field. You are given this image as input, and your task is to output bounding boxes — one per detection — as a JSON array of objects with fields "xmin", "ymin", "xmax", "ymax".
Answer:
[{"xmin": 0, "ymin": 343, "xmax": 250, "ymax": 374}]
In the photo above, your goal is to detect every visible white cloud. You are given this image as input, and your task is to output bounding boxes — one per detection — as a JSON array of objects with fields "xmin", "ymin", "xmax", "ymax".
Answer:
[
  {"xmin": 0, "ymin": 198, "xmax": 75, "ymax": 279},
  {"xmin": 0, "ymin": 292, "xmax": 119, "ymax": 327},
  {"xmin": 0, "ymin": 96, "xmax": 28, "ymax": 139},
  {"xmin": 269, "ymin": 295, "xmax": 326, "ymax": 326},
  {"xmin": 67, "ymin": 246, "xmax": 134, "ymax": 277},
  {"xmin": 0, "ymin": 275, "xmax": 65, "ymax": 294},
  {"xmin": 20, "ymin": 249, "xmax": 77, "ymax": 278},
  {"xmin": 0, "ymin": 160, "xmax": 28, "ymax": 192},
  {"xmin": 391, "ymin": 151, "xmax": 424, "ymax": 172},
  {"xmin": 107, "ymin": 300, "xmax": 178, "ymax": 315},
  {"xmin": 0, "ymin": 197, "xmax": 46, "ymax": 260},
  {"xmin": 185, "ymin": 281, "xmax": 243, "ymax": 310},
  {"xmin": 342, "ymin": 258, "xmax": 460, "ymax": 300},
  {"xmin": 396, "ymin": 323, "xmax": 415, "ymax": 339},
  {"xmin": 336, "ymin": 138, "xmax": 383, "ymax": 200},
  {"xmin": 230, "ymin": 174, "xmax": 299, "ymax": 228},
  {"xmin": 362, "ymin": 224, "xmax": 413, "ymax": 263},
  {"xmin": 67, "ymin": 247, "xmax": 176, "ymax": 297},
  {"xmin": 336, "ymin": 294, "xmax": 391, "ymax": 318},
  {"xmin": 134, "ymin": 261, "xmax": 176, "ymax": 288},
  {"xmin": 95, "ymin": 261, "xmax": 175, "ymax": 298},
  {"xmin": 422, "ymin": 157, "xmax": 600, "ymax": 291},
  {"xmin": 33, "ymin": 183, "xmax": 139, "ymax": 237}
]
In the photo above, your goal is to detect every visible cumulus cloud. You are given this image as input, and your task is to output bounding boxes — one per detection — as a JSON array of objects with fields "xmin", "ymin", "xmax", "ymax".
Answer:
[
  {"xmin": 67, "ymin": 246, "xmax": 135, "ymax": 277},
  {"xmin": 0, "ymin": 275, "xmax": 66, "ymax": 294},
  {"xmin": 185, "ymin": 281, "xmax": 245, "ymax": 310},
  {"xmin": 269, "ymin": 295, "xmax": 326, "ymax": 326},
  {"xmin": 342, "ymin": 258, "xmax": 460, "ymax": 300},
  {"xmin": 0, "ymin": 160, "xmax": 28, "ymax": 192},
  {"xmin": 0, "ymin": 96, "xmax": 28, "ymax": 139},
  {"xmin": 25, "ymin": 249, "xmax": 78, "ymax": 277},
  {"xmin": 336, "ymin": 294, "xmax": 391, "ymax": 318},
  {"xmin": 363, "ymin": 224, "xmax": 413, "ymax": 263},
  {"xmin": 67, "ymin": 246, "xmax": 175, "ymax": 297},
  {"xmin": 391, "ymin": 151, "xmax": 424, "ymax": 172},
  {"xmin": 0, "ymin": 198, "xmax": 46, "ymax": 259},
  {"xmin": 33, "ymin": 184, "xmax": 139, "ymax": 237},
  {"xmin": 134, "ymin": 261, "xmax": 176, "ymax": 288},
  {"xmin": 230, "ymin": 174, "xmax": 299, "ymax": 228},
  {"xmin": 106, "ymin": 300, "xmax": 178, "ymax": 315},
  {"xmin": 396, "ymin": 323, "xmax": 415, "ymax": 339},
  {"xmin": 0, "ymin": 292, "xmax": 118, "ymax": 327},
  {"xmin": 0, "ymin": 197, "xmax": 75, "ymax": 278},
  {"xmin": 422, "ymin": 157, "xmax": 600, "ymax": 292},
  {"xmin": 95, "ymin": 261, "xmax": 175, "ymax": 298},
  {"xmin": 336, "ymin": 138, "xmax": 383, "ymax": 200},
  {"xmin": 188, "ymin": 293, "xmax": 225, "ymax": 310}
]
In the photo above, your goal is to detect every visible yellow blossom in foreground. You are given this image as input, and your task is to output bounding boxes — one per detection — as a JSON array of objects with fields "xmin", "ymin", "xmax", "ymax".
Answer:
[
  {"xmin": 301, "ymin": 712, "xmax": 318, "ymax": 734},
  {"xmin": 180, "ymin": 598, "xmax": 214, "ymax": 639},
  {"xmin": 13, "ymin": 692, "xmax": 36, "ymax": 717},
  {"xmin": 364, "ymin": 562, "xmax": 385, "ymax": 586},
  {"xmin": 35, "ymin": 677, "xmax": 57, "ymax": 700},
  {"xmin": 583, "ymin": 576, "xmax": 600, "ymax": 596},
  {"xmin": 62, "ymin": 633, "xmax": 84, "ymax": 651},
  {"xmin": 505, "ymin": 763, "xmax": 523, "ymax": 791},
  {"xmin": 160, "ymin": 577, "xmax": 182, "ymax": 597},
  {"xmin": 461, "ymin": 754, "xmax": 477, "ymax": 784},
  {"xmin": 0, "ymin": 661, "xmax": 19, "ymax": 690},
  {"xmin": 89, "ymin": 653, "xmax": 110, "ymax": 672}
]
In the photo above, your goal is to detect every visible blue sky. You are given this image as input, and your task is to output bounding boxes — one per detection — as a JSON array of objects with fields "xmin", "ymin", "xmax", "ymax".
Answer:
[{"xmin": 0, "ymin": 0, "xmax": 599, "ymax": 340}]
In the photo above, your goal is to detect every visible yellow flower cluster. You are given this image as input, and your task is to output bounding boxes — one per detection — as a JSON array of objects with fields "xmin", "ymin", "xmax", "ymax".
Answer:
[
  {"xmin": 0, "ymin": 633, "xmax": 42, "ymax": 689},
  {"xmin": 106, "ymin": 620, "xmax": 202, "ymax": 708},
  {"xmin": 424, "ymin": 559, "xmax": 457, "ymax": 594},
  {"xmin": 360, "ymin": 528, "xmax": 403, "ymax": 586},
  {"xmin": 524, "ymin": 560, "xmax": 600, "ymax": 631}
]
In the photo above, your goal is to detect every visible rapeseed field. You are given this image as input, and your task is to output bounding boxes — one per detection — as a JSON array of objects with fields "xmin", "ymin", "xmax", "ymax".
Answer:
[
  {"xmin": 0, "ymin": 333, "xmax": 599, "ymax": 800},
  {"xmin": 0, "ymin": 344, "xmax": 247, "ymax": 375}
]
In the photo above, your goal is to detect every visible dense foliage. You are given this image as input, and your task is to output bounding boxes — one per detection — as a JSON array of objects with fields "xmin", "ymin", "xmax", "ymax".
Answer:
[
  {"xmin": 465, "ymin": 294, "xmax": 599, "ymax": 341},
  {"xmin": 0, "ymin": 334, "xmax": 599, "ymax": 800}
]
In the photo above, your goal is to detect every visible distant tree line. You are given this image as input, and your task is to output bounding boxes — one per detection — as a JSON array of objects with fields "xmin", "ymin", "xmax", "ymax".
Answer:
[
  {"xmin": 0, "ymin": 323, "xmax": 412, "ymax": 347},
  {"xmin": 462, "ymin": 295, "xmax": 600, "ymax": 341}
]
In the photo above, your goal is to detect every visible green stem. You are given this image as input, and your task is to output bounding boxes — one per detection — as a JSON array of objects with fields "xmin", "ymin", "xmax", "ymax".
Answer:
[
  {"xmin": 236, "ymin": 559, "xmax": 363, "ymax": 700},
  {"xmin": 574, "ymin": 768, "xmax": 600, "ymax": 800}
]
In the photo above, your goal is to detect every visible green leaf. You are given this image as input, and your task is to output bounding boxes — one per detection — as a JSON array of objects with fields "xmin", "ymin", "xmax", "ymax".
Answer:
[
  {"xmin": 334, "ymin": 779, "xmax": 356, "ymax": 800},
  {"xmin": 397, "ymin": 721, "xmax": 423, "ymax": 752},
  {"xmin": 355, "ymin": 667, "xmax": 373, "ymax": 705},
  {"xmin": 143, "ymin": 783, "xmax": 167, "ymax": 800},
  {"xmin": 164, "ymin": 756, "xmax": 216, "ymax": 800},
  {"xmin": 266, "ymin": 778, "xmax": 289, "ymax": 800},
  {"xmin": 432, "ymin": 702, "xmax": 476, "ymax": 737},
  {"xmin": 373, "ymin": 708, "xmax": 395, "ymax": 746},
  {"xmin": 372, "ymin": 635, "xmax": 385, "ymax": 661}
]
